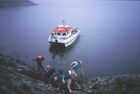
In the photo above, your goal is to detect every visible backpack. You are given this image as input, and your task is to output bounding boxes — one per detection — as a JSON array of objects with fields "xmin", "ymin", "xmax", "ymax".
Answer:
[{"xmin": 71, "ymin": 62, "xmax": 80, "ymax": 70}]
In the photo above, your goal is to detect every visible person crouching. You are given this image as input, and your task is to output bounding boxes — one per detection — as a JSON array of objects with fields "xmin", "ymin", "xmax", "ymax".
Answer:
[{"xmin": 49, "ymin": 69, "xmax": 65, "ymax": 91}]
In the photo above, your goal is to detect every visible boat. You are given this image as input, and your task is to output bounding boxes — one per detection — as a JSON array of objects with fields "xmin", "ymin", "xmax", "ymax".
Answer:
[{"xmin": 48, "ymin": 21, "xmax": 80, "ymax": 47}]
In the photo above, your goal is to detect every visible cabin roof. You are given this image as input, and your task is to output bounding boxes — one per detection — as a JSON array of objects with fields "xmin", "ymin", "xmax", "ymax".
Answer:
[{"xmin": 53, "ymin": 25, "xmax": 71, "ymax": 33}]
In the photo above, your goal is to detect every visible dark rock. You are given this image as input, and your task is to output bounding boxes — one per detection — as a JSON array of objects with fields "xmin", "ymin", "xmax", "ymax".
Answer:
[{"xmin": 0, "ymin": 54, "xmax": 140, "ymax": 94}]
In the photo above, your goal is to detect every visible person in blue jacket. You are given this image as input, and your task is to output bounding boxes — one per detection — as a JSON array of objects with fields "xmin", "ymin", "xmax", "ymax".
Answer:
[
  {"xmin": 70, "ymin": 60, "xmax": 84, "ymax": 76},
  {"xmin": 49, "ymin": 69, "xmax": 65, "ymax": 91}
]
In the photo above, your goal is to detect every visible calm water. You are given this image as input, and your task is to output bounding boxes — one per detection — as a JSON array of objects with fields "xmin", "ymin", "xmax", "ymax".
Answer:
[{"xmin": 0, "ymin": 0, "xmax": 140, "ymax": 76}]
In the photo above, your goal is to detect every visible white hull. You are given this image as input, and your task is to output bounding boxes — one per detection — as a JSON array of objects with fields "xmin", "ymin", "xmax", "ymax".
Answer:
[
  {"xmin": 64, "ymin": 30, "xmax": 80, "ymax": 47},
  {"xmin": 48, "ymin": 29, "xmax": 80, "ymax": 47}
]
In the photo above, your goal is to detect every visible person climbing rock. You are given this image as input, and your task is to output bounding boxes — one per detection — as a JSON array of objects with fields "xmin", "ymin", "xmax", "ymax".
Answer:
[
  {"xmin": 70, "ymin": 60, "xmax": 84, "ymax": 76},
  {"xmin": 49, "ymin": 69, "xmax": 66, "ymax": 91},
  {"xmin": 65, "ymin": 68, "xmax": 78, "ymax": 93},
  {"xmin": 44, "ymin": 65, "xmax": 56, "ymax": 83},
  {"xmin": 34, "ymin": 55, "xmax": 44, "ymax": 71}
]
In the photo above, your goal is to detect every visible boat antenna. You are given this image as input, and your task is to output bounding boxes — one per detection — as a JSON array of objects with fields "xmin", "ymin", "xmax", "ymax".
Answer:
[{"xmin": 62, "ymin": 20, "xmax": 65, "ymax": 27}]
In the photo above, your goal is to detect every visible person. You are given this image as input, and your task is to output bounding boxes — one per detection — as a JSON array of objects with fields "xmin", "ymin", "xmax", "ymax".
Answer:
[
  {"xmin": 68, "ymin": 60, "xmax": 85, "ymax": 92},
  {"xmin": 34, "ymin": 55, "xmax": 44, "ymax": 71},
  {"xmin": 65, "ymin": 68, "xmax": 78, "ymax": 93},
  {"xmin": 70, "ymin": 60, "xmax": 84, "ymax": 76},
  {"xmin": 49, "ymin": 69, "xmax": 66, "ymax": 91},
  {"xmin": 44, "ymin": 65, "xmax": 56, "ymax": 83}
]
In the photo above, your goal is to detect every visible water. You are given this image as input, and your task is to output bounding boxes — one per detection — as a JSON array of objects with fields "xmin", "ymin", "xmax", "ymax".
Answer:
[{"xmin": 0, "ymin": 0, "xmax": 140, "ymax": 76}]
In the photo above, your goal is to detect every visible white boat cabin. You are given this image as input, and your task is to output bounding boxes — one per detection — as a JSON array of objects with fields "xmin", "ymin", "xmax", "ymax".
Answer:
[{"xmin": 51, "ymin": 25, "xmax": 72, "ymax": 38}]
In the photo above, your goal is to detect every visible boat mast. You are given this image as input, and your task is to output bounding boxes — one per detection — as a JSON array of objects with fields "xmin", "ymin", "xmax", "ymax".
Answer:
[{"xmin": 62, "ymin": 20, "xmax": 65, "ymax": 27}]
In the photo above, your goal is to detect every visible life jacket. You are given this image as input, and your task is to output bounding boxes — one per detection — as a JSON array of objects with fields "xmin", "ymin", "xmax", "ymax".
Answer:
[{"xmin": 35, "ymin": 55, "xmax": 44, "ymax": 63}]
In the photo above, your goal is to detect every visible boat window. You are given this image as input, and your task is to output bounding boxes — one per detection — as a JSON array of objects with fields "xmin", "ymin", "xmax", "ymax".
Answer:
[
  {"xmin": 58, "ymin": 33, "xmax": 61, "ymax": 35},
  {"xmin": 62, "ymin": 33, "xmax": 66, "ymax": 36}
]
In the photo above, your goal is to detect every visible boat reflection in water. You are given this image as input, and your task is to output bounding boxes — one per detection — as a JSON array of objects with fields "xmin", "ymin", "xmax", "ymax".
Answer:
[{"xmin": 49, "ymin": 36, "xmax": 80, "ymax": 59}]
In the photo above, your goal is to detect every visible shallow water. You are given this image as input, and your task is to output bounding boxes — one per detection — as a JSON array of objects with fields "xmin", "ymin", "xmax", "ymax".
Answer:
[{"xmin": 0, "ymin": 0, "xmax": 140, "ymax": 76}]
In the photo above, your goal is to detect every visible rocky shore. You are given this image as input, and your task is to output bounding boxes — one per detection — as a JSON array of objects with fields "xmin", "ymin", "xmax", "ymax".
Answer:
[
  {"xmin": 0, "ymin": 53, "xmax": 140, "ymax": 94},
  {"xmin": 0, "ymin": 0, "xmax": 35, "ymax": 7}
]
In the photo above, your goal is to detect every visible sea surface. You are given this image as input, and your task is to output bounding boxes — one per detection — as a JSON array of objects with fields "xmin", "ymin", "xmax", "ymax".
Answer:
[{"xmin": 0, "ymin": 0, "xmax": 140, "ymax": 76}]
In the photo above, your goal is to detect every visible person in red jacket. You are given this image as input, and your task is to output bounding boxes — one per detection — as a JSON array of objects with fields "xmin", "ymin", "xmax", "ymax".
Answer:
[{"xmin": 34, "ymin": 55, "xmax": 44, "ymax": 71}]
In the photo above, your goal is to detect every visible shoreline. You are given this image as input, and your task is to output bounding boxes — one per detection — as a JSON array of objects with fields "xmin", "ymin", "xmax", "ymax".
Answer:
[
  {"xmin": 0, "ymin": 53, "xmax": 140, "ymax": 94},
  {"xmin": 0, "ymin": 0, "xmax": 36, "ymax": 7}
]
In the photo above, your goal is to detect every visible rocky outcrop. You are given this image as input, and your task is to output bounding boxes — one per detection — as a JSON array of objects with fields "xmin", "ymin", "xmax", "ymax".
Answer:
[
  {"xmin": 0, "ymin": 0, "xmax": 35, "ymax": 7},
  {"xmin": 0, "ymin": 54, "xmax": 64, "ymax": 94},
  {"xmin": 83, "ymin": 75, "xmax": 140, "ymax": 94},
  {"xmin": 0, "ymin": 53, "xmax": 140, "ymax": 94}
]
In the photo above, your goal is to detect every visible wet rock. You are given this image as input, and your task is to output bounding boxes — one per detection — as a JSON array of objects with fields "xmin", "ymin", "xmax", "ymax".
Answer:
[
  {"xmin": 89, "ymin": 85, "xmax": 92, "ymax": 89},
  {"xmin": 0, "ymin": 53, "xmax": 4, "ymax": 58},
  {"xmin": 70, "ymin": 91, "xmax": 87, "ymax": 94}
]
